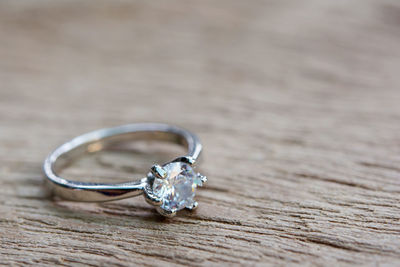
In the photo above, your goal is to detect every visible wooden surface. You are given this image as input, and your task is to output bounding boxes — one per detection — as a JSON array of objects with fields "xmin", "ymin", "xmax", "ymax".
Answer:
[{"xmin": 1, "ymin": 0, "xmax": 400, "ymax": 266}]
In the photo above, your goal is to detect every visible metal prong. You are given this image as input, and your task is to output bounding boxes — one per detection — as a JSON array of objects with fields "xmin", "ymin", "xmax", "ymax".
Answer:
[
  {"xmin": 143, "ymin": 184, "xmax": 163, "ymax": 206},
  {"xmin": 186, "ymin": 201, "xmax": 198, "ymax": 211},
  {"xmin": 151, "ymin": 164, "xmax": 167, "ymax": 179},
  {"xmin": 197, "ymin": 173, "xmax": 207, "ymax": 185},
  {"xmin": 156, "ymin": 207, "xmax": 177, "ymax": 218},
  {"xmin": 172, "ymin": 156, "xmax": 195, "ymax": 165},
  {"xmin": 144, "ymin": 193, "xmax": 162, "ymax": 206}
]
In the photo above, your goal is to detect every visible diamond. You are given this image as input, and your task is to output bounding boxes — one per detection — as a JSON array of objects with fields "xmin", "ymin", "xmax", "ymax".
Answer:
[{"xmin": 152, "ymin": 162, "xmax": 202, "ymax": 212}]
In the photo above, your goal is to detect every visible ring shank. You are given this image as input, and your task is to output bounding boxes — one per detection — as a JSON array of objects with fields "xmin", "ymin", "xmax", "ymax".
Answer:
[{"xmin": 43, "ymin": 123, "xmax": 202, "ymax": 202}]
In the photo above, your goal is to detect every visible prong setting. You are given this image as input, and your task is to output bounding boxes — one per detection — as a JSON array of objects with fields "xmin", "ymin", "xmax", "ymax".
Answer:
[
  {"xmin": 143, "ymin": 183, "xmax": 163, "ymax": 206},
  {"xmin": 172, "ymin": 156, "xmax": 196, "ymax": 165},
  {"xmin": 186, "ymin": 201, "xmax": 198, "ymax": 211},
  {"xmin": 156, "ymin": 207, "xmax": 177, "ymax": 218},
  {"xmin": 144, "ymin": 160, "xmax": 206, "ymax": 217},
  {"xmin": 150, "ymin": 164, "xmax": 167, "ymax": 179},
  {"xmin": 197, "ymin": 173, "xmax": 207, "ymax": 185}
]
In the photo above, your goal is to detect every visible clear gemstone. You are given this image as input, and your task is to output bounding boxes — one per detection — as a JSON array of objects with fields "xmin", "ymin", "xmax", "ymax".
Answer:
[{"xmin": 152, "ymin": 162, "xmax": 201, "ymax": 212}]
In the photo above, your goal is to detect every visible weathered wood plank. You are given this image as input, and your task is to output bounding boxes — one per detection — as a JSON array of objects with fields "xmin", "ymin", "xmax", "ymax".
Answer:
[{"xmin": 1, "ymin": 0, "xmax": 400, "ymax": 265}]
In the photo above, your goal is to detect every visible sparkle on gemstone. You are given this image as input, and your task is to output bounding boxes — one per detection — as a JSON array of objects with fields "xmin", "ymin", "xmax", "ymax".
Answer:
[{"xmin": 152, "ymin": 162, "xmax": 202, "ymax": 212}]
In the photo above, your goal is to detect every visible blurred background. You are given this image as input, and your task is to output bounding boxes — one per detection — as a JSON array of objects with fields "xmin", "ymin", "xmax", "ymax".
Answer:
[
  {"xmin": 1, "ymin": 0, "xmax": 400, "ymax": 265},
  {"xmin": 1, "ymin": 0, "xmax": 399, "ymax": 179}
]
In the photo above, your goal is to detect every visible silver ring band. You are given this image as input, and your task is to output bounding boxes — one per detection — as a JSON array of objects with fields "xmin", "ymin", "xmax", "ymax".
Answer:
[{"xmin": 43, "ymin": 123, "xmax": 206, "ymax": 217}]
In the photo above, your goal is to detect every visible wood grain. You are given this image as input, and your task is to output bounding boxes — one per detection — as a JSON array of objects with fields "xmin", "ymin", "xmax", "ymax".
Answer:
[{"xmin": 1, "ymin": 0, "xmax": 400, "ymax": 266}]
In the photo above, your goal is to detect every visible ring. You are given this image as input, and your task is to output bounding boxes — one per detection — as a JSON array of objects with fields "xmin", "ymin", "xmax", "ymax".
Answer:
[{"xmin": 43, "ymin": 123, "xmax": 207, "ymax": 217}]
